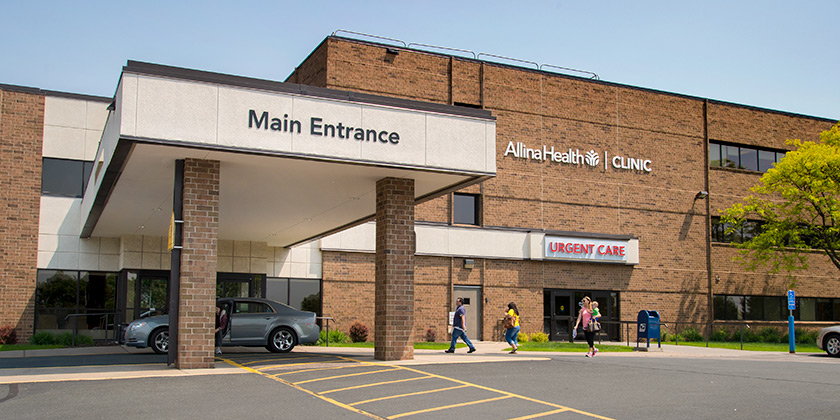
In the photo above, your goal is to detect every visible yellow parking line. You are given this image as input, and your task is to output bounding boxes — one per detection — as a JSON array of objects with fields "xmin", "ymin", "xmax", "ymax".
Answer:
[
  {"xmin": 255, "ymin": 360, "xmax": 346, "ymax": 371},
  {"xmin": 350, "ymin": 384, "xmax": 468, "ymax": 406},
  {"xmin": 238, "ymin": 355, "xmax": 327, "ymax": 365},
  {"xmin": 388, "ymin": 395, "xmax": 512, "ymax": 419},
  {"xmin": 321, "ymin": 375, "xmax": 432, "ymax": 395},
  {"xmin": 334, "ymin": 356, "xmax": 614, "ymax": 420},
  {"xmin": 272, "ymin": 363, "xmax": 366, "ymax": 377},
  {"xmin": 293, "ymin": 367, "xmax": 400, "ymax": 385},
  {"xmin": 509, "ymin": 408, "xmax": 570, "ymax": 420},
  {"xmin": 218, "ymin": 357, "xmax": 386, "ymax": 420}
]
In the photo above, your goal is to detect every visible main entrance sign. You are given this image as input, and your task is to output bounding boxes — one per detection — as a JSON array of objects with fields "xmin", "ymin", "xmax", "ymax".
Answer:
[{"xmin": 249, "ymin": 110, "xmax": 401, "ymax": 145}]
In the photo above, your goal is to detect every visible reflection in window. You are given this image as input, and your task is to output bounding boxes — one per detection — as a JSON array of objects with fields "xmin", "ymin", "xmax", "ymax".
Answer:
[
  {"xmin": 739, "ymin": 148, "xmax": 758, "ymax": 171},
  {"xmin": 709, "ymin": 143, "xmax": 721, "ymax": 166},
  {"xmin": 266, "ymin": 278, "xmax": 321, "ymax": 314},
  {"xmin": 711, "ymin": 217, "xmax": 764, "ymax": 244},
  {"xmin": 35, "ymin": 270, "xmax": 118, "ymax": 335},
  {"xmin": 709, "ymin": 141, "xmax": 786, "ymax": 173},
  {"xmin": 715, "ymin": 294, "xmax": 839, "ymax": 321},
  {"xmin": 758, "ymin": 150, "xmax": 775, "ymax": 172},
  {"xmin": 722, "ymin": 145, "xmax": 739, "ymax": 168}
]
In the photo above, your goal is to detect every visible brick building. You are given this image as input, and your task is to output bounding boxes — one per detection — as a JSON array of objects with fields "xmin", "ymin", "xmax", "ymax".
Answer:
[{"xmin": 0, "ymin": 34, "xmax": 837, "ymax": 359}]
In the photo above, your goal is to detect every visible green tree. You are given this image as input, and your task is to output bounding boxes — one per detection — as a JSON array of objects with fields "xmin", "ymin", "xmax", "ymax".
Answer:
[{"xmin": 721, "ymin": 122, "xmax": 840, "ymax": 280}]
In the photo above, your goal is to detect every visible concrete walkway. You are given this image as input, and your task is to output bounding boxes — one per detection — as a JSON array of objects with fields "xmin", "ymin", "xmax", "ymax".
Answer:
[{"xmin": 0, "ymin": 341, "xmax": 828, "ymax": 384}]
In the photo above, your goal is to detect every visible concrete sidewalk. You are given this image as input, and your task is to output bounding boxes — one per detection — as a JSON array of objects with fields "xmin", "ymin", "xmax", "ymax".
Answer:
[{"xmin": 0, "ymin": 341, "xmax": 827, "ymax": 385}]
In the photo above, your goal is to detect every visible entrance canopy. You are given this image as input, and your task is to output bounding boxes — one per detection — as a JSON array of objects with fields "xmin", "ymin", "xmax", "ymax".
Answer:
[{"xmin": 81, "ymin": 61, "xmax": 496, "ymax": 247}]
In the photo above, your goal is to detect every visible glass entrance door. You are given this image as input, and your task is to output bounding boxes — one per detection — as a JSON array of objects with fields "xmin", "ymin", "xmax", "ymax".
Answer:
[
  {"xmin": 544, "ymin": 291, "xmax": 574, "ymax": 341},
  {"xmin": 122, "ymin": 270, "xmax": 170, "ymax": 323},
  {"xmin": 544, "ymin": 289, "xmax": 620, "ymax": 342}
]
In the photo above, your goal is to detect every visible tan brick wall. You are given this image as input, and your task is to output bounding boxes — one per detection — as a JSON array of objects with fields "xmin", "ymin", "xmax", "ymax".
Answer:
[
  {"xmin": 302, "ymin": 37, "xmax": 837, "ymax": 342},
  {"xmin": 176, "ymin": 159, "xmax": 219, "ymax": 369},
  {"xmin": 0, "ymin": 88, "xmax": 43, "ymax": 342}
]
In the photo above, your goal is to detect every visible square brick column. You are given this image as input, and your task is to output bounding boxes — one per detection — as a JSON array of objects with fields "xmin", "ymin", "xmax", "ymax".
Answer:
[
  {"xmin": 374, "ymin": 177, "xmax": 415, "ymax": 361},
  {"xmin": 176, "ymin": 159, "xmax": 219, "ymax": 369}
]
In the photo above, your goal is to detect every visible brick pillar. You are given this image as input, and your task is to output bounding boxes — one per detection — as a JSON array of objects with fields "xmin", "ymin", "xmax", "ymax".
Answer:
[
  {"xmin": 176, "ymin": 159, "xmax": 219, "ymax": 369},
  {"xmin": 374, "ymin": 177, "xmax": 415, "ymax": 361},
  {"xmin": 0, "ymin": 89, "xmax": 43, "ymax": 342}
]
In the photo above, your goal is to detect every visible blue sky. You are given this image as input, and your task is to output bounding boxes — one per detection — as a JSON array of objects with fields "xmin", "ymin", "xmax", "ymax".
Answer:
[{"xmin": 2, "ymin": 1, "xmax": 837, "ymax": 121}]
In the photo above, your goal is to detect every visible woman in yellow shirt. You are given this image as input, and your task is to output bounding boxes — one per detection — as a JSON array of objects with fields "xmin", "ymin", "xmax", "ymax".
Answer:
[{"xmin": 505, "ymin": 302, "xmax": 520, "ymax": 354}]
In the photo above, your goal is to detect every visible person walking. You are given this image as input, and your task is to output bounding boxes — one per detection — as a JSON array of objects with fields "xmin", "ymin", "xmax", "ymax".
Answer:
[
  {"xmin": 573, "ymin": 296, "xmax": 598, "ymax": 357},
  {"xmin": 504, "ymin": 302, "xmax": 520, "ymax": 354},
  {"xmin": 445, "ymin": 297, "xmax": 477, "ymax": 354}
]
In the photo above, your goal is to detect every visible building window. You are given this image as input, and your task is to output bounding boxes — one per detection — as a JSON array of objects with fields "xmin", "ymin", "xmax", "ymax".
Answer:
[
  {"xmin": 453, "ymin": 193, "xmax": 480, "ymax": 225},
  {"xmin": 266, "ymin": 277, "xmax": 321, "ymax": 313},
  {"xmin": 709, "ymin": 141, "xmax": 786, "ymax": 173},
  {"xmin": 714, "ymin": 294, "xmax": 840, "ymax": 321},
  {"xmin": 711, "ymin": 217, "xmax": 763, "ymax": 243},
  {"xmin": 41, "ymin": 157, "xmax": 94, "ymax": 197},
  {"xmin": 35, "ymin": 270, "xmax": 117, "ymax": 337}
]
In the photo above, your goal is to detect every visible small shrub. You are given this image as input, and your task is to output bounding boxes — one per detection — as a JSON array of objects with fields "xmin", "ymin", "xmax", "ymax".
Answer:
[
  {"xmin": 743, "ymin": 329, "xmax": 761, "ymax": 343},
  {"xmin": 317, "ymin": 329, "xmax": 349, "ymax": 345},
  {"xmin": 795, "ymin": 328, "xmax": 818, "ymax": 344},
  {"xmin": 710, "ymin": 327, "xmax": 731, "ymax": 342},
  {"xmin": 57, "ymin": 332, "xmax": 94, "ymax": 346},
  {"xmin": 680, "ymin": 328, "xmax": 704, "ymax": 342},
  {"xmin": 0, "ymin": 325, "xmax": 17, "ymax": 345},
  {"xmin": 30, "ymin": 331, "xmax": 58, "ymax": 345},
  {"xmin": 424, "ymin": 328, "xmax": 436, "ymax": 342},
  {"xmin": 28, "ymin": 331, "xmax": 93, "ymax": 346},
  {"xmin": 757, "ymin": 327, "xmax": 783, "ymax": 343},
  {"xmin": 349, "ymin": 322, "xmax": 369, "ymax": 343},
  {"xmin": 529, "ymin": 332, "xmax": 549, "ymax": 343},
  {"xmin": 517, "ymin": 331, "xmax": 529, "ymax": 343}
]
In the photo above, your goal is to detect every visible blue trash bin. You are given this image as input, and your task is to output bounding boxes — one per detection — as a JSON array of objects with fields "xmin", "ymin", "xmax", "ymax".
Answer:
[{"xmin": 637, "ymin": 310, "xmax": 661, "ymax": 348}]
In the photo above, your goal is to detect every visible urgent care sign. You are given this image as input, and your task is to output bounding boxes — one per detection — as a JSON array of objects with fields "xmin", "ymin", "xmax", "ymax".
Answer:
[{"xmin": 544, "ymin": 235, "xmax": 639, "ymax": 264}]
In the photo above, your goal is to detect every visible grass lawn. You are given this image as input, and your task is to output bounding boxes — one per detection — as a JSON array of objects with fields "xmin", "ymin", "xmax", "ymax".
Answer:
[
  {"xmin": 0, "ymin": 344, "xmax": 64, "ymax": 352},
  {"xmin": 660, "ymin": 340, "xmax": 822, "ymax": 353}
]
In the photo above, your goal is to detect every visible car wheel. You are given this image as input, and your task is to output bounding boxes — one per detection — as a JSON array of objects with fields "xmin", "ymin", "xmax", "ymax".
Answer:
[
  {"xmin": 266, "ymin": 327, "xmax": 296, "ymax": 353},
  {"xmin": 825, "ymin": 333, "xmax": 840, "ymax": 357},
  {"xmin": 150, "ymin": 328, "xmax": 169, "ymax": 354}
]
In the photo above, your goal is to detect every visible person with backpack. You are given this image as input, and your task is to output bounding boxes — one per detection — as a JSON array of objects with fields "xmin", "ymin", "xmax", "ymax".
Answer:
[{"xmin": 504, "ymin": 302, "xmax": 520, "ymax": 354}]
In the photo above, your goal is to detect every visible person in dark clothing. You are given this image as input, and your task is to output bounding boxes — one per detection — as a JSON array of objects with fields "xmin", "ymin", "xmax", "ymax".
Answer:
[
  {"xmin": 445, "ymin": 297, "xmax": 476, "ymax": 354},
  {"xmin": 214, "ymin": 305, "xmax": 228, "ymax": 355}
]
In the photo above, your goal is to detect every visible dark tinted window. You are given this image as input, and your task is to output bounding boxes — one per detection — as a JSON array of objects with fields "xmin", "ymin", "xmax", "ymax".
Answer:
[
  {"xmin": 715, "ymin": 294, "xmax": 839, "ymax": 321},
  {"xmin": 453, "ymin": 193, "xmax": 479, "ymax": 225},
  {"xmin": 42, "ymin": 158, "xmax": 86, "ymax": 197}
]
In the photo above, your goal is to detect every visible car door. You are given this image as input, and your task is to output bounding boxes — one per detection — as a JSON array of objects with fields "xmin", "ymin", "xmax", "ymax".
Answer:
[{"xmin": 230, "ymin": 300, "xmax": 275, "ymax": 345}]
